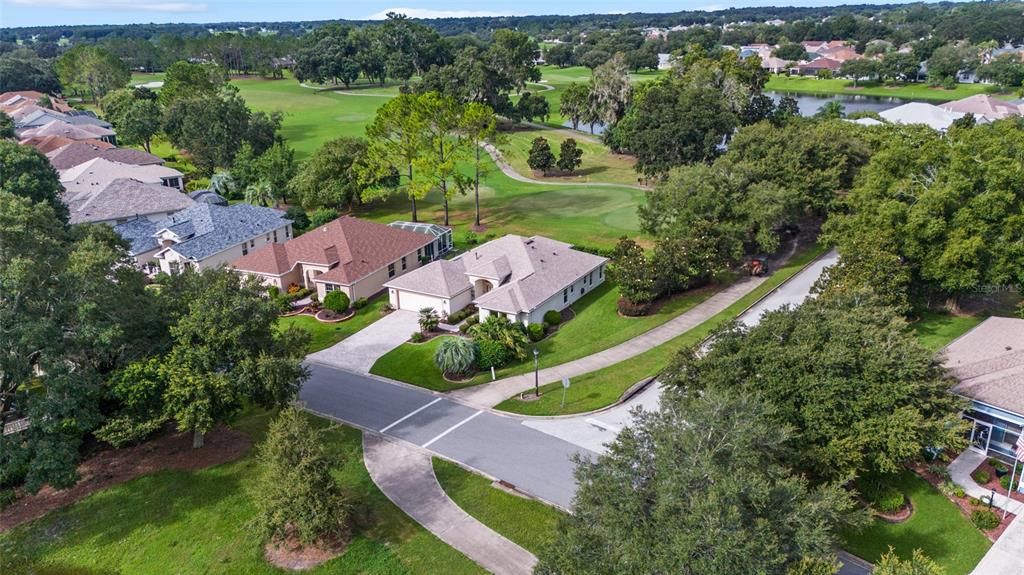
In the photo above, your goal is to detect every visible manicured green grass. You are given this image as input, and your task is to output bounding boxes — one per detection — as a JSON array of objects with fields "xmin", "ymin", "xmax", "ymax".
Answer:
[
  {"xmin": 370, "ymin": 281, "xmax": 716, "ymax": 392},
  {"xmin": 764, "ymin": 75, "xmax": 997, "ymax": 101},
  {"xmin": 912, "ymin": 311, "xmax": 986, "ymax": 352},
  {"xmin": 840, "ymin": 471, "xmax": 990, "ymax": 575},
  {"xmin": 276, "ymin": 296, "xmax": 389, "ymax": 353},
  {"xmin": 432, "ymin": 459, "xmax": 563, "ymax": 555},
  {"xmin": 496, "ymin": 243, "xmax": 828, "ymax": 415},
  {"xmin": 0, "ymin": 411, "xmax": 483, "ymax": 575},
  {"xmin": 497, "ymin": 127, "xmax": 641, "ymax": 186}
]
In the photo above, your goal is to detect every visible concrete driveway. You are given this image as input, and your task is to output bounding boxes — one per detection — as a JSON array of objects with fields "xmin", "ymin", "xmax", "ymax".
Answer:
[{"xmin": 306, "ymin": 309, "xmax": 419, "ymax": 373}]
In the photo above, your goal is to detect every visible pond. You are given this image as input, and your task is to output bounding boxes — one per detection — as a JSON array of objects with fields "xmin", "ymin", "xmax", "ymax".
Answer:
[{"xmin": 560, "ymin": 90, "xmax": 942, "ymax": 134}]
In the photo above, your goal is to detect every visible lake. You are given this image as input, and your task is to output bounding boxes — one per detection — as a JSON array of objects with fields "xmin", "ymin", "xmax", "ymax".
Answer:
[{"xmin": 561, "ymin": 90, "xmax": 939, "ymax": 134}]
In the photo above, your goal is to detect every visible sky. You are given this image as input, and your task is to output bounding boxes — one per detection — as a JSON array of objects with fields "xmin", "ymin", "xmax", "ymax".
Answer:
[{"xmin": 2, "ymin": 0, "xmax": 931, "ymax": 28}]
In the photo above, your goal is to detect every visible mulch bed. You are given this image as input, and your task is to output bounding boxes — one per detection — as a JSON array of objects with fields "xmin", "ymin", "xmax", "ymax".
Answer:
[
  {"xmin": 314, "ymin": 309, "xmax": 355, "ymax": 323},
  {"xmin": 264, "ymin": 534, "xmax": 349, "ymax": 571},
  {"xmin": 0, "ymin": 424, "xmax": 251, "ymax": 532},
  {"xmin": 910, "ymin": 459, "xmax": 1017, "ymax": 541},
  {"xmin": 872, "ymin": 500, "xmax": 913, "ymax": 523}
]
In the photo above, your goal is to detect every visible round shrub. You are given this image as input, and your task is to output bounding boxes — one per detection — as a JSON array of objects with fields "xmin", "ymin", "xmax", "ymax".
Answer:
[
  {"xmin": 543, "ymin": 309, "xmax": 562, "ymax": 326},
  {"xmin": 267, "ymin": 285, "xmax": 280, "ymax": 298},
  {"xmin": 1000, "ymin": 474, "xmax": 1019, "ymax": 491},
  {"xmin": 352, "ymin": 297, "xmax": 369, "ymax": 310},
  {"xmin": 972, "ymin": 470, "xmax": 991, "ymax": 485},
  {"xmin": 323, "ymin": 290, "xmax": 350, "ymax": 313},
  {"xmin": 434, "ymin": 337, "xmax": 478, "ymax": 378},
  {"xmin": 410, "ymin": 331, "xmax": 425, "ymax": 343},
  {"xmin": 971, "ymin": 509, "xmax": 1000, "ymax": 530},
  {"xmin": 527, "ymin": 323, "xmax": 545, "ymax": 342},
  {"xmin": 871, "ymin": 487, "xmax": 905, "ymax": 514},
  {"xmin": 476, "ymin": 340, "xmax": 510, "ymax": 369}
]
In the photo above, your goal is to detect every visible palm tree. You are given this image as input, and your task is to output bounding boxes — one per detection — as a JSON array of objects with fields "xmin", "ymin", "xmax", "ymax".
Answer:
[
  {"xmin": 418, "ymin": 307, "xmax": 440, "ymax": 334},
  {"xmin": 814, "ymin": 101, "xmax": 846, "ymax": 120},
  {"xmin": 245, "ymin": 179, "xmax": 274, "ymax": 207},
  {"xmin": 433, "ymin": 337, "xmax": 478, "ymax": 377}
]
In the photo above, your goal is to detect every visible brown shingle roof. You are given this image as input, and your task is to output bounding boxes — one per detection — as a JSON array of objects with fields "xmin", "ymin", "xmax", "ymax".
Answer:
[
  {"xmin": 47, "ymin": 142, "xmax": 163, "ymax": 170},
  {"xmin": 232, "ymin": 216, "xmax": 433, "ymax": 285},
  {"xmin": 941, "ymin": 317, "xmax": 1024, "ymax": 416},
  {"xmin": 19, "ymin": 135, "xmax": 82, "ymax": 154}
]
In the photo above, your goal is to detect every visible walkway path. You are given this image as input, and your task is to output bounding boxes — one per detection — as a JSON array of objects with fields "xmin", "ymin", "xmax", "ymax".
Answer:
[
  {"xmin": 306, "ymin": 309, "xmax": 418, "ymax": 373},
  {"xmin": 362, "ymin": 435, "xmax": 537, "ymax": 575},
  {"xmin": 949, "ymin": 450, "xmax": 1024, "ymax": 575},
  {"xmin": 949, "ymin": 450, "xmax": 1024, "ymax": 515},
  {"xmin": 449, "ymin": 275, "xmax": 770, "ymax": 408}
]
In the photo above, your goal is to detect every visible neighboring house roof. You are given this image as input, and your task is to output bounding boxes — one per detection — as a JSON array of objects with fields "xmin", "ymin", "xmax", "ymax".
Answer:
[
  {"xmin": 941, "ymin": 317, "xmax": 1024, "ymax": 417},
  {"xmin": 847, "ymin": 117, "xmax": 885, "ymax": 126},
  {"xmin": 0, "ymin": 91, "xmax": 73, "ymax": 113},
  {"xmin": 232, "ymin": 216, "xmax": 433, "ymax": 285},
  {"xmin": 761, "ymin": 56, "xmax": 790, "ymax": 69},
  {"xmin": 60, "ymin": 158, "xmax": 183, "ymax": 194},
  {"xmin": 819, "ymin": 46, "xmax": 861, "ymax": 62},
  {"xmin": 797, "ymin": 57, "xmax": 843, "ymax": 71},
  {"xmin": 939, "ymin": 94, "xmax": 1023, "ymax": 121},
  {"xmin": 20, "ymin": 121, "xmax": 115, "ymax": 141},
  {"xmin": 16, "ymin": 108, "xmax": 71, "ymax": 128},
  {"xmin": 120, "ymin": 203, "xmax": 290, "ymax": 261},
  {"xmin": 384, "ymin": 258, "xmax": 473, "ymax": 298},
  {"xmin": 66, "ymin": 178, "xmax": 195, "ymax": 225},
  {"xmin": 19, "ymin": 135, "xmax": 85, "ymax": 154},
  {"xmin": 388, "ymin": 220, "xmax": 450, "ymax": 240},
  {"xmin": 48, "ymin": 142, "xmax": 163, "ymax": 170},
  {"xmin": 879, "ymin": 102, "xmax": 966, "ymax": 131},
  {"xmin": 188, "ymin": 189, "xmax": 229, "ymax": 206}
]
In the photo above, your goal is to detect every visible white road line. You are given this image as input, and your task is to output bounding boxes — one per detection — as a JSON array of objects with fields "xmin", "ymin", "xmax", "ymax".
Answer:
[
  {"xmin": 379, "ymin": 397, "xmax": 442, "ymax": 433},
  {"xmin": 422, "ymin": 410, "xmax": 484, "ymax": 449}
]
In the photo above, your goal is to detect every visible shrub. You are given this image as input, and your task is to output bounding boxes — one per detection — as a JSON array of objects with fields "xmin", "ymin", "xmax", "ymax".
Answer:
[
  {"xmin": 859, "ymin": 476, "xmax": 905, "ymax": 514},
  {"xmin": 543, "ymin": 309, "xmax": 562, "ymax": 326},
  {"xmin": 309, "ymin": 207, "xmax": 339, "ymax": 228},
  {"xmin": 971, "ymin": 508, "xmax": 1000, "ymax": 530},
  {"xmin": 527, "ymin": 323, "xmax": 545, "ymax": 342},
  {"xmin": 460, "ymin": 314, "xmax": 480, "ymax": 334},
  {"xmin": 323, "ymin": 290, "xmax": 350, "ymax": 313},
  {"xmin": 250, "ymin": 408, "xmax": 350, "ymax": 546},
  {"xmin": 990, "ymin": 459, "xmax": 1009, "ymax": 474},
  {"xmin": 0, "ymin": 488, "xmax": 16, "ymax": 510},
  {"xmin": 972, "ymin": 469, "xmax": 991, "ymax": 485},
  {"xmin": 287, "ymin": 283, "xmax": 302, "ymax": 294},
  {"xmin": 267, "ymin": 285, "xmax": 280, "ymax": 298},
  {"xmin": 618, "ymin": 297, "xmax": 651, "ymax": 316},
  {"xmin": 477, "ymin": 339, "xmax": 510, "ymax": 369},
  {"xmin": 434, "ymin": 337, "xmax": 478, "ymax": 377},
  {"xmin": 285, "ymin": 206, "xmax": 310, "ymax": 232},
  {"xmin": 470, "ymin": 315, "xmax": 530, "ymax": 361},
  {"xmin": 381, "ymin": 303, "xmax": 394, "ymax": 315},
  {"xmin": 1000, "ymin": 473, "xmax": 1019, "ymax": 491},
  {"xmin": 352, "ymin": 297, "xmax": 369, "ymax": 310},
  {"xmin": 410, "ymin": 331, "xmax": 425, "ymax": 343},
  {"xmin": 927, "ymin": 462, "xmax": 951, "ymax": 481},
  {"xmin": 939, "ymin": 480, "xmax": 959, "ymax": 497},
  {"xmin": 464, "ymin": 230, "xmax": 479, "ymax": 245},
  {"xmin": 418, "ymin": 307, "xmax": 440, "ymax": 334}
]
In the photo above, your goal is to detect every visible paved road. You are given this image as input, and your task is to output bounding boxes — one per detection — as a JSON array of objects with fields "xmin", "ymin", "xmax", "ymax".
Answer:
[{"xmin": 301, "ymin": 363, "xmax": 590, "ymax": 509}]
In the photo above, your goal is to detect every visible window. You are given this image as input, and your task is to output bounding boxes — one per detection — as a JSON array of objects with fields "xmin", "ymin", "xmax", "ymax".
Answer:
[
  {"xmin": 388, "ymin": 263, "xmax": 396, "ymax": 278},
  {"xmin": 242, "ymin": 244, "xmax": 248, "ymax": 256},
  {"xmin": 589, "ymin": 271, "xmax": 594, "ymax": 284},
  {"xmin": 250, "ymin": 239, "xmax": 255, "ymax": 248},
  {"xmin": 599, "ymin": 265, "xmax": 603, "ymax": 278},
  {"xmin": 417, "ymin": 248, "xmax": 422, "ymax": 259},
  {"xmin": 325, "ymin": 284, "xmax": 339, "ymax": 292},
  {"xmin": 266, "ymin": 234, "xmax": 271, "ymax": 241},
  {"xmin": 273, "ymin": 230, "xmax": 278, "ymax": 242},
  {"xmin": 563, "ymin": 288, "xmax": 568, "ymax": 303},
  {"xmin": 401, "ymin": 256, "xmax": 407, "ymax": 271},
  {"xmin": 285, "ymin": 226, "xmax": 291, "ymax": 238},
  {"xmin": 169, "ymin": 261, "xmax": 180, "ymax": 275}
]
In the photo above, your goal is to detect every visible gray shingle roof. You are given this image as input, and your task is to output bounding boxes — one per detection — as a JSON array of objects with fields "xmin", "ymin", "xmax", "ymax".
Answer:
[
  {"xmin": 384, "ymin": 258, "xmax": 472, "ymax": 298},
  {"xmin": 147, "ymin": 203, "xmax": 291, "ymax": 262},
  {"xmin": 188, "ymin": 189, "xmax": 229, "ymax": 206},
  {"xmin": 67, "ymin": 178, "xmax": 195, "ymax": 225},
  {"xmin": 48, "ymin": 142, "xmax": 163, "ymax": 170},
  {"xmin": 942, "ymin": 316, "xmax": 1024, "ymax": 416}
]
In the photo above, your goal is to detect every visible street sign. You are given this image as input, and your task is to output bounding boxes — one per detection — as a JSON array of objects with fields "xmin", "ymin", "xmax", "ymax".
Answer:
[{"xmin": 562, "ymin": 377, "xmax": 570, "ymax": 388}]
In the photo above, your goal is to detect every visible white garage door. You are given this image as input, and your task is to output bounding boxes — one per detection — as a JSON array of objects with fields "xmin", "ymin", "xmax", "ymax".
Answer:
[{"xmin": 393, "ymin": 289, "xmax": 446, "ymax": 314}]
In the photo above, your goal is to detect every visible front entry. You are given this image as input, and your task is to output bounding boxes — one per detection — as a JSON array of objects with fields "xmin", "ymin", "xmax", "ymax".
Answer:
[{"xmin": 969, "ymin": 419, "xmax": 992, "ymax": 454}]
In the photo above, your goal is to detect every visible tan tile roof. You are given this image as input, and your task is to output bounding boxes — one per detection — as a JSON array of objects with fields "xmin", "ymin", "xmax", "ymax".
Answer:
[
  {"xmin": 941, "ymin": 317, "xmax": 1024, "ymax": 416},
  {"xmin": 232, "ymin": 216, "xmax": 433, "ymax": 285},
  {"xmin": 939, "ymin": 95, "xmax": 1024, "ymax": 121}
]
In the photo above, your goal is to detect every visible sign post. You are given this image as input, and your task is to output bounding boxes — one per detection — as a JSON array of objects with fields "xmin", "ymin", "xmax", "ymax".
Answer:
[{"xmin": 561, "ymin": 377, "xmax": 570, "ymax": 409}]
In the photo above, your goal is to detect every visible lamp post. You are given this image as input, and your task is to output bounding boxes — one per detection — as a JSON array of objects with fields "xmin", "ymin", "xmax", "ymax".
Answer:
[{"xmin": 533, "ymin": 347, "xmax": 540, "ymax": 398}]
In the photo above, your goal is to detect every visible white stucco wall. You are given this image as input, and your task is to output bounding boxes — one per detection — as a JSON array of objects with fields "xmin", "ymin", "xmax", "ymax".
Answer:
[{"xmin": 476, "ymin": 263, "xmax": 606, "ymax": 325}]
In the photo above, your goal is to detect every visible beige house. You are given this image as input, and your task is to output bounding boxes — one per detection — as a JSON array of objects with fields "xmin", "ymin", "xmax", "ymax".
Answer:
[
  {"xmin": 231, "ymin": 216, "xmax": 437, "ymax": 301},
  {"xmin": 385, "ymin": 235, "xmax": 607, "ymax": 325}
]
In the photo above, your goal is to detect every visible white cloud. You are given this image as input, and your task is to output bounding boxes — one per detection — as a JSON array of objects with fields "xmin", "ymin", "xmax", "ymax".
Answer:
[
  {"xmin": 7, "ymin": 0, "xmax": 207, "ymax": 12},
  {"xmin": 366, "ymin": 7, "xmax": 521, "ymax": 20}
]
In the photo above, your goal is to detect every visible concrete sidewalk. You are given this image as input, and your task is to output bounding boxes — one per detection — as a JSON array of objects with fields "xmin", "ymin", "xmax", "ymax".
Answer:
[
  {"xmin": 973, "ymin": 513, "xmax": 1024, "ymax": 575},
  {"xmin": 949, "ymin": 450, "xmax": 1024, "ymax": 515},
  {"xmin": 362, "ymin": 434, "xmax": 538, "ymax": 575},
  {"xmin": 449, "ymin": 276, "xmax": 768, "ymax": 408}
]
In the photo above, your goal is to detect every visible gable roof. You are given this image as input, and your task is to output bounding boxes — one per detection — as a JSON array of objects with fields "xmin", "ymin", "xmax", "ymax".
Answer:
[
  {"xmin": 48, "ymin": 142, "xmax": 164, "ymax": 170},
  {"xmin": 879, "ymin": 102, "xmax": 966, "ymax": 131},
  {"xmin": 60, "ymin": 158, "xmax": 183, "ymax": 194},
  {"xmin": 66, "ymin": 178, "xmax": 195, "ymax": 225},
  {"xmin": 19, "ymin": 135, "xmax": 85, "ymax": 154},
  {"xmin": 797, "ymin": 57, "xmax": 843, "ymax": 71},
  {"xmin": 232, "ymin": 216, "xmax": 433, "ymax": 284},
  {"xmin": 127, "ymin": 203, "xmax": 291, "ymax": 262},
  {"xmin": 942, "ymin": 317, "xmax": 1024, "ymax": 416},
  {"xmin": 20, "ymin": 121, "xmax": 115, "ymax": 141},
  {"xmin": 939, "ymin": 94, "xmax": 1023, "ymax": 121},
  {"xmin": 384, "ymin": 258, "xmax": 472, "ymax": 298},
  {"xmin": 0, "ymin": 91, "xmax": 73, "ymax": 113}
]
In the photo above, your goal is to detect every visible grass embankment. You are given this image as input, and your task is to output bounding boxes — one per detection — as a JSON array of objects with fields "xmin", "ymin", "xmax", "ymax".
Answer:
[
  {"xmin": 764, "ymin": 75, "xmax": 995, "ymax": 101},
  {"xmin": 497, "ymin": 127, "xmax": 640, "ymax": 186},
  {"xmin": 276, "ymin": 296, "xmax": 389, "ymax": 354},
  {"xmin": 0, "ymin": 411, "xmax": 483, "ymax": 575},
  {"xmin": 369, "ymin": 281, "xmax": 716, "ymax": 392},
  {"xmin": 495, "ymin": 244, "xmax": 829, "ymax": 415},
  {"xmin": 432, "ymin": 459, "xmax": 563, "ymax": 555},
  {"xmin": 840, "ymin": 471, "xmax": 991, "ymax": 575}
]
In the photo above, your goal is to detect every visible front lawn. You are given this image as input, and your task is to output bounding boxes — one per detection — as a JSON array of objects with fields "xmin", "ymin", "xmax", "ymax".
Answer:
[
  {"xmin": 840, "ymin": 471, "xmax": 991, "ymax": 575},
  {"xmin": 432, "ymin": 459, "xmax": 563, "ymax": 556},
  {"xmin": 495, "ymin": 243, "xmax": 828, "ymax": 415},
  {"xmin": 0, "ymin": 411, "xmax": 483, "ymax": 575},
  {"xmin": 912, "ymin": 311, "xmax": 985, "ymax": 352},
  {"xmin": 369, "ymin": 281, "xmax": 718, "ymax": 392},
  {"xmin": 276, "ymin": 295, "xmax": 389, "ymax": 354}
]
